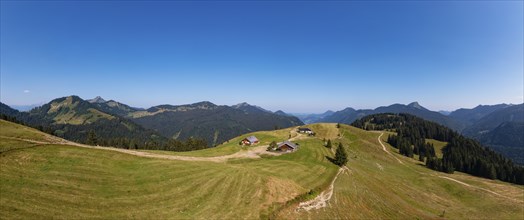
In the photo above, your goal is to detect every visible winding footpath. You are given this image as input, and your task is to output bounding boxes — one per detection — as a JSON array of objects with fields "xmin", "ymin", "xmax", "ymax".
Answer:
[
  {"xmin": 295, "ymin": 166, "xmax": 349, "ymax": 212},
  {"xmin": 376, "ymin": 132, "xmax": 521, "ymax": 203},
  {"xmin": 1, "ymin": 129, "xmax": 304, "ymax": 163},
  {"xmin": 377, "ymin": 133, "xmax": 404, "ymax": 164},
  {"xmin": 1, "ymin": 136, "xmax": 279, "ymax": 162}
]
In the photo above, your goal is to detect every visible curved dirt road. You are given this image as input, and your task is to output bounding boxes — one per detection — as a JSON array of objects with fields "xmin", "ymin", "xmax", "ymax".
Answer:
[
  {"xmin": 2, "ymin": 129, "xmax": 302, "ymax": 162},
  {"xmin": 377, "ymin": 133, "xmax": 404, "ymax": 164},
  {"xmin": 375, "ymin": 133, "xmax": 520, "ymax": 202}
]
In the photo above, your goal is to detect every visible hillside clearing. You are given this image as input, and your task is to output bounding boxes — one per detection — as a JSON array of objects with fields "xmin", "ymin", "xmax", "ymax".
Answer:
[
  {"xmin": 0, "ymin": 120, "xmax": 338, "ymax": 219},
  {"xmin": 277, "ymin": 125, "xmax": 524, "ymax": 219},
  {"xmin": 1, "ymin": 120, "xmax": 522, "ymax": 219}
]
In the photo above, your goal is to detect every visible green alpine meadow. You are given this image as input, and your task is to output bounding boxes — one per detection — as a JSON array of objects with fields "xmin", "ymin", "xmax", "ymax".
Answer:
[{"xmin": 1, "ymin": 1, "xmax": 523, "ymax": 219}]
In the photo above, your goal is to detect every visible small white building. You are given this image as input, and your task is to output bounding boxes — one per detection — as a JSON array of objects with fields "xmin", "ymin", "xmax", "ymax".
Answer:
[{"xmin": 297, "ymin": 127, "xmax": 314, "ymax": 135}]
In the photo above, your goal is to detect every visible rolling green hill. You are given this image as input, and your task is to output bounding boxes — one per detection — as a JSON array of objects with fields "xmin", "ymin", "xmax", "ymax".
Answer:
[
  {"xmin": 0, "ymin": 96, "xmax": 166, "ymax": 147},
  {"xmin": 28, "ymin": 96, "xmax": 115, "ymax": 125},
  {"xmin": 1, "ymin": 120, "xmax": 522, "ymax": 219}
]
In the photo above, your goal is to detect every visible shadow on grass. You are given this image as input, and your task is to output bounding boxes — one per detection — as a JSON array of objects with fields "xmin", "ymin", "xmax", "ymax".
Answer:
[{"xmin": 325, "ymin": 156, "xmax": 336, "ymax": 165}]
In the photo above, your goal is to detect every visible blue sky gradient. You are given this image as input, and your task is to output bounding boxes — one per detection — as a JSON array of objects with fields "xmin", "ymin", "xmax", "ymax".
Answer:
[{"xmin": 1, "ymin": 1, "xmax": 523, "ymax": 113}]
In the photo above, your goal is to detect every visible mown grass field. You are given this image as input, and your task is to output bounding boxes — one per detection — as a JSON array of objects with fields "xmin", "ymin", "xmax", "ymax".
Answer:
[
  {"xmin": 278, "ymin": 124, "xmax": 524, "ymax": 219},
  {"xmin": 0, "ymin": 120, "xmax": 51, "ymax": 142},
  {"xmin": 0, "ymin": 120, "xmax": 57, "ymax": 153},
  {"xmin": 0, "ymin": 120, "xmax": 337, "ymax": 219},
  {"xmin": 1, "ymin": 120, "xmax": 523, "ymax": 219}
]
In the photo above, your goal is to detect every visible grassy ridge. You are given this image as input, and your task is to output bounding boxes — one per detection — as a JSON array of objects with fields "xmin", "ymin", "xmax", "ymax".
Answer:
[
  {"xmin": 278, "ymin": 124, "xmax": 524, "ymax": 219},
  {"xmin": 0, "ymin": 121, "xmax": 338, "ymax": 219},
  {"xmin": 0, "ymin": 120, "xmax": 51, "ymax": 142},
  {"xmin": 1, "ymin": 121, "xmax": 523, "ymax": 219},
  {"xmin": 0, "ymin": 120, "xmax": 58, "ymax": 153}
]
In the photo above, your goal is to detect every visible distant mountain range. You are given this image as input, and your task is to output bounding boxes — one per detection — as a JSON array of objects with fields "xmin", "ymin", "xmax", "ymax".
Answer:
[
  {"xmin": 0, "ymin": 96, "xmax": 303, "ymax": 147},
  {"xmin": 300, "ymin": 102, "xmax": 523, "ymax": 164},
  {"xmin": 121, "ymin": 101, "xmax": 302, "ymax": 146},
  {"xmin": 2, "ymin": 97, "xmax": 522, "ymax": 162},
  {"xmin": 302, "ymin": 102, "xmax": 461, "ymax": 130},
  {"xmin": 448, "ymin": 104, "xmax": 511, "ymax": 128}
]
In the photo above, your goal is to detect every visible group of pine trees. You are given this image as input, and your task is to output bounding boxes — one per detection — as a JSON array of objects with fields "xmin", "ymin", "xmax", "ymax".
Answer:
[
  {"xmin": 1, "ymin": 114, "xmax": 208, "ymax": 152},
  {"xmin": 352, "ymin": 113, "xmax": 524, "ymax": 185},
  {"xmin": 386, "ymin": 135, "xmax": 436, "ymax": 162},
  {"xmin": 323, "ymin": 138, "xmax": 348, "ymax": 167},
  {"xmin": 83, "ymin": 130, "xmax": 207, "ymax": 151}
]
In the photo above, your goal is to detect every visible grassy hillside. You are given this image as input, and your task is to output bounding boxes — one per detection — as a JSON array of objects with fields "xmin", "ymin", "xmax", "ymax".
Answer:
[
  {"xmin": 0, "ymin": 120, "xmax": 337, "ymax": 219},
  {"xmin": 0, "ymin": 120, "xmax": 64, "ymax": 153},
  {"xmin": 1, "ymin": 97, "xmax": 167, "ymax": 148},
  {"xmin": 278, "ymin": 125, "xmax": 524, "ymax": 219},
  {"xmin": 1, "ymin": 120, "xmax": 522, "ymax": 219},
  {"xmin": 0, "ymin": 120, "xmax": 53, "ymax": 142},
  {"xmin": 33, "ymin": 96, "xmax": 115, "ymax": 125}
]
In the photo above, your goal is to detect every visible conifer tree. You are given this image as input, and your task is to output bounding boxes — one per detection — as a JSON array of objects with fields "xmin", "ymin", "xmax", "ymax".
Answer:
[
  {"xmin": 419, "ymin": 152, "xmax": 425, "ymax": 162},
  {"xmin": 334, "ymin": 142, "xmax": 348, "ymax": 167},
  {"xmin": 326, "ymin": 139, "xmax": 332, "ymax": 149}
]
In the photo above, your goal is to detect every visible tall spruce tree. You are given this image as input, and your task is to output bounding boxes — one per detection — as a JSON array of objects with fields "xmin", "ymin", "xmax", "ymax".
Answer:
[
  {"xmin": 326, "ymin": 139, "xmax": 332, "ymax": 149},
  {"xmin": 334, "ymin": 142, "xmax": 348, "ymax": 167}
]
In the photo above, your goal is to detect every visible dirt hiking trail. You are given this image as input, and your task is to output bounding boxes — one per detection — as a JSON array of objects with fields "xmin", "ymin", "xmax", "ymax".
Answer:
[
  {"xmin": 375, "ymin": 132, "xmax": 521, "ymax": 203},
  {"xmin": 296, "ymin": 166, "xmax": 349, "ymax": 212},
  {"xmin": 2, "ymin": 128, "xmax": 305, "ymax": 163}
]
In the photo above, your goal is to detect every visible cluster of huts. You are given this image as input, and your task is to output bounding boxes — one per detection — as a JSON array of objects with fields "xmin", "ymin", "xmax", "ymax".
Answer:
[{"xmin": 240, "ymin": 127, "xmax": 314, "ymax": 153}]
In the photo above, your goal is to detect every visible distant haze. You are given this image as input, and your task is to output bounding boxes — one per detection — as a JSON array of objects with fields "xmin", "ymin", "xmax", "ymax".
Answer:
[{"xmin": 1, "ymin": 1, "xmax": 522, "ymax": 113}]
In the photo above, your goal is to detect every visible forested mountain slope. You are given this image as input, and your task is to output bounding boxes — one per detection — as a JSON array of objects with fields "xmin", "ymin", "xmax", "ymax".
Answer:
[
  {"xmin": 130, "ymin": 102, "xmax": 303, "ymax": 146},
  {"xmin": 2, "ymin": 96, "xmax": 303, "ymax": 148}
]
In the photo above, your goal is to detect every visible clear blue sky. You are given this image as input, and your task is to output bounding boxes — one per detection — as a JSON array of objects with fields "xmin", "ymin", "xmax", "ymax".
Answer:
[{"xmin": 1, "ymin": 1, "xmax": 523, "ymax": 113}]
